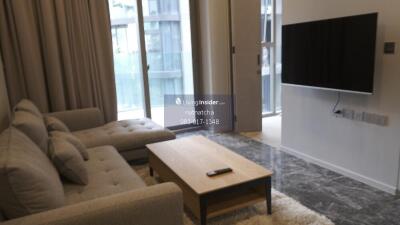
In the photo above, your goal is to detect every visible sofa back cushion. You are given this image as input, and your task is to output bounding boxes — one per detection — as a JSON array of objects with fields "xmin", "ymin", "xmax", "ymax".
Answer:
[
  {"xmin": 49, "ymin": 138, "xmax": 88, "ymax": 185},
  {"xmin": 45, "ymin": 116, "xmax": 70, "ymax": 133},
  {"xmin": 50, "ymin": 131, "xmax": 89, "ymax": 160},
  {"xmin": 14, "ymin": 99, "xmax": 42, "ymax": 118},
  {"xmin": 0, "ymin": 128, "xmax": 65, "ymax": 219},
  {"xmin": 12, "ymin": 111, "xmax": 49, "ymax": 154}
]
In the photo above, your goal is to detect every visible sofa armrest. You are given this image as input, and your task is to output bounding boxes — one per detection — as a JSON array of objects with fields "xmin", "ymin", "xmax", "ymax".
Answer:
[
  {"xmin": 2, "ymin": 183, "xmax": 183, "ymax": 225},
  {"xmin": 46, "ymin": 108, "xmax": 105, "ymax": 131}
]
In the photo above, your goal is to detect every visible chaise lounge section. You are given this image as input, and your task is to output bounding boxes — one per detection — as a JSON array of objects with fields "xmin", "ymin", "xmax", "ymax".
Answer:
[{"xmin": 47, "ymin": 107, "xmax": 176, "ymax": 161}]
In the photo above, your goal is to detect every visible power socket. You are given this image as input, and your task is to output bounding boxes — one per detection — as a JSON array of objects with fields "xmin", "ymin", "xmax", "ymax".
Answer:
[
  {"xmin": 384, "ymin": 42, "xmax": 396, "ymax": 54},
  {"xmin": 341, "ymin": 108, "xmax": 355, "ymax": 119},
  {"xmin": 354, "ymin": 112, "xmax": 364, "ymax": 122},
  {"xmin": 335, "ymin": 108, "xmax": 388, "ymax": 126},
  {"xmin": 363, "ymin": 112, "xmax": 388, "ymax": 126}
]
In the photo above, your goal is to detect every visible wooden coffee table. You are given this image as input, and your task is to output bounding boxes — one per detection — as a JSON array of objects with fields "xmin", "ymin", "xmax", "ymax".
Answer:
[{"xmin": 146, "ymin": 136, "xmax": 273, "ymax": 225}]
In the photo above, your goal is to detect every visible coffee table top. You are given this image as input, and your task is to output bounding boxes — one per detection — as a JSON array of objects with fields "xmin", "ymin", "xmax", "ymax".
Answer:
[{"xmin": 146, "ymin": 135, "xmax": 273, "ymax": 194}]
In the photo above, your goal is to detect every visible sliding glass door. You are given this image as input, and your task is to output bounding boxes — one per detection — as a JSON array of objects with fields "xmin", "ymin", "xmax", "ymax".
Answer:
[
  {"xmin": 260, "ymin": 0, "xmax": 281, "ymax": 115},
  {"xmin": 142, "ymin": 0, "xmax": 194, "ymax": 126},
  {"xmin": 109, "ymin": 1, "xmax": 146, "ymax": 120},
  {"xmin": 109, "ymin": 0, "xmax": 195, "ymax": 127}
]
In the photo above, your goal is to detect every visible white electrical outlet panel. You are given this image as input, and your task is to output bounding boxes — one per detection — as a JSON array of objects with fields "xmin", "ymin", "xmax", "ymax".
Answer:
[
  {"xmin": 362, "ymin": 112, "xmax": 388, "ymax": 126},
  {"xmin": 337, "ymin": 108, "xmax": 388, "ymax": 126},
  {"xmin": 342, "ymin": 109, "xmax": 355, "ymax": 119}
]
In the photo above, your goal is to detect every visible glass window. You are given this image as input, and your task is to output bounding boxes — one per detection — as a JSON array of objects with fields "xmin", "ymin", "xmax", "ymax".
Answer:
[
  {"xmin": 275, "ymin": 0, "xmax": 282, "ymax": 112},
  {"xmin": 109, "ymin": 0, "xmax": 195, "ymax": 126},
  {"xmin": 262, "ymin": 46, "xmax": 272, "ymax": 113},
  {"xmin": 261, "ymin": 0, "xmax": 273, "ymax": 43},
  {"xmin": 109, "ymin": 0, "xmax": 146, "ymax": 120},
  {"xmin": 260, "ymin": 0, "xmax": 281, "ymax": 114},
  {"xmin": 261, "ymin": 0, "xmax": 273, "ymax": 114},
  {"xmin": 143, "ymin": 0, "xmax": 194, "ymax": 126}
]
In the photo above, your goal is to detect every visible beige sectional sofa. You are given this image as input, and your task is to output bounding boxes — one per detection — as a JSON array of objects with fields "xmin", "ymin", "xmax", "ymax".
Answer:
[{"xmin": 0, "ymin": 100, "xmax": 183, "ymax": 225}]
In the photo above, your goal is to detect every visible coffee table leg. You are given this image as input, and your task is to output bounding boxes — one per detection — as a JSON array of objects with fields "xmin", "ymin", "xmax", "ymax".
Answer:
[
  {"xmin": 200, "ymin": 196, "xmax": 207, "ymax": 225},
  {"xmin": 266, "ymin": 177, "xmax": 272, "ymax": 215},
  {"xmin": 149, "ymin": 167, "xmax": 154, "ymax": 177}
]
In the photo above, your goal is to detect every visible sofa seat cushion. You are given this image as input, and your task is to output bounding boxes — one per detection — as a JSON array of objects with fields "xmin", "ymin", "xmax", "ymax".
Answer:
[
  {"xmin": 72, "ymin": 118, "xmax": 176, "ymax": 152},
  {"xmin": 64, "ymin": 145, "xmax": 145, "ymax": 204}
]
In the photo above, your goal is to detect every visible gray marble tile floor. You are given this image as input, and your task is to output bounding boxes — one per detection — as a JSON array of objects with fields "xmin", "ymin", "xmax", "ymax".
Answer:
[{"xmin": 177, "ymin": 130, "xmax": 400, "ymax": 225}]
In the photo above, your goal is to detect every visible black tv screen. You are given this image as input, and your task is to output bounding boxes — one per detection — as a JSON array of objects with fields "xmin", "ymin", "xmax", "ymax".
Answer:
[{"xmin": 282, "ymin": 13, "xmax": 378, "ymax": 94}]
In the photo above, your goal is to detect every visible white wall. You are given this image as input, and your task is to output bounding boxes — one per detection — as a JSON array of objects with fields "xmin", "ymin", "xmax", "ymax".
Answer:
[
  {"xmin": 0, "ymin": 55, "xmax": 10, "ymax": 132},
  {"xmin": 282, "ymin": 0, "xmax": 400, "ymax": 194}
]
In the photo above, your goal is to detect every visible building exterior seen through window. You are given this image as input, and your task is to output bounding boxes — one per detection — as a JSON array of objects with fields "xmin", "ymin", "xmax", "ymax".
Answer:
[
  {"xmin": 109, "ymin": 0, "xmax": 280, "ymax": 124},
  {"xmin": 261, "ymin": 0, "xmax": 282, "ymax": 115},
  {"xmin": 109, "ymin": 0, "xmax": 194, "ymax": 125}
]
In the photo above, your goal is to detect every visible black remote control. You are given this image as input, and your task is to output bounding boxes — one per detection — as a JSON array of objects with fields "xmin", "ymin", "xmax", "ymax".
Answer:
[{"xmin": 206, "ymin": 168, "xmax": 233, "ymax": 177}]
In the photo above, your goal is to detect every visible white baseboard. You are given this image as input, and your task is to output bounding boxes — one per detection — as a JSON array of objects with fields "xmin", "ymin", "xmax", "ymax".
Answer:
[{"xmin": 280, "ymin": 145, "xmax": 398, "ymax": 195}]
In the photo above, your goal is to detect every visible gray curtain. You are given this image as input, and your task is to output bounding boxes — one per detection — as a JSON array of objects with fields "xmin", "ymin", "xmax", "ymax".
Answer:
[{"xmin": 0, "ymin": 0, "xmax": 118, "ymax": 122}]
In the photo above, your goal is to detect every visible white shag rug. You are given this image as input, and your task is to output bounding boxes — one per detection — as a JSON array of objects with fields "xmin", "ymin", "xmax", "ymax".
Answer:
[{"xmin": 133, "ymin": 165, "xmax": 335, "ymax": 225}]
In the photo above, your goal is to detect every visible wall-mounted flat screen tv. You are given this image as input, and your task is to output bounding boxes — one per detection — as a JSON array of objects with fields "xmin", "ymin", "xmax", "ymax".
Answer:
[{"xmin": 282, "ymin": 13, "xmax": 378, "ymax": 94}]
